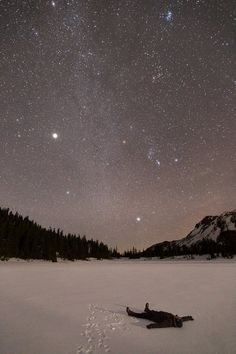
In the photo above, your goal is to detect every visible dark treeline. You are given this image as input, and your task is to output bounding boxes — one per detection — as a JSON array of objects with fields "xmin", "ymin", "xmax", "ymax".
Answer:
[
  {"xmin": 0, "ymin": 207, "xmax": 120, "ymax": 262},
  {"xmin": 123, "ymin": 247, "xmax": 141, "ymax": 259}
]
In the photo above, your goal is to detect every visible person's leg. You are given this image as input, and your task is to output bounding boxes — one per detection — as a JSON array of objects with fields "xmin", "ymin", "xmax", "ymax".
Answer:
[{"xmin": 126, "ymin": 307, "xmax": 150, "ymax": 320}]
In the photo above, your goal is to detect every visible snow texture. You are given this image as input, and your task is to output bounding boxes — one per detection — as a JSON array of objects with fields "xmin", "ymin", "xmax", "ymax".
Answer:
[{"xmin": 0, "ymin": 259, "xmax": 236, "ymax": 354}]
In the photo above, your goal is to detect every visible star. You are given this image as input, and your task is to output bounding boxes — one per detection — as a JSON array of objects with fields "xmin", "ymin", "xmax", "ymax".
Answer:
[
  {"xmin": 165, "ymin": 10, "xmax": 173, "ymax": 22},
  {"xmin": 51, "ymin": 1, "xmax": 56, "ymax": 7},
  {"xmin": 52, "ymin": 133, "xmax": 58, "ymax": 139},
  {"xmin": 136, "ymin": 217, "xmax": 141, "ymax": 222}
]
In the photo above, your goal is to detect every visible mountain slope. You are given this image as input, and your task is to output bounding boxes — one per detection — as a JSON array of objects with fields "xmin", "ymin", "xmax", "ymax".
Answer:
[
  {"xmin": 145, "ymin": 210, "xmax": 236, "ymax": 257},
  {"xmin": 176, "ymin": 210, "xmax": 236, "ymax": 248}
]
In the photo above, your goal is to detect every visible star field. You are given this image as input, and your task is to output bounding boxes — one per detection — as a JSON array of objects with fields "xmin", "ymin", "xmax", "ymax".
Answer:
[{"xmin": 0, "ymin": 0, "xmax": 235, "ymax": 250}]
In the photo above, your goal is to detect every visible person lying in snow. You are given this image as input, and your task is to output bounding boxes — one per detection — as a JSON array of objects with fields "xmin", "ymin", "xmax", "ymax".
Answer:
[{"xmin": 126, "ymin": 303, "xmax": 194, "ymax": 329}]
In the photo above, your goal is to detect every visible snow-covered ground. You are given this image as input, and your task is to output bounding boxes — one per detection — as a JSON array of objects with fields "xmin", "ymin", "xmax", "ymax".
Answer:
[{"xmin": 1, "ymin": 259, "xmax": 236, "ymax": 354}]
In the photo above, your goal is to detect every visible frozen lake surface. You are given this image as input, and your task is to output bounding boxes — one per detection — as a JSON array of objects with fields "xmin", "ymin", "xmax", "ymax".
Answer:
[{"xmin": 1, "ymin": 259, "xmax": 236, "ymax": 354}]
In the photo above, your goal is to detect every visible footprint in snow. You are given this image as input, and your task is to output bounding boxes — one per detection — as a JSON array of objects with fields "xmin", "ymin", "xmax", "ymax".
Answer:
[{"xmin": 77, "ymin": 304, "xmax": 128, "ymax": 353}]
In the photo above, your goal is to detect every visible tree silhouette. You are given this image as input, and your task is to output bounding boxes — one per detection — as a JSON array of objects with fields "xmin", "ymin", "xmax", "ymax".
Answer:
[{"xmin": 0, "ymin": 207, "xmax": 114, "ymax": 261}]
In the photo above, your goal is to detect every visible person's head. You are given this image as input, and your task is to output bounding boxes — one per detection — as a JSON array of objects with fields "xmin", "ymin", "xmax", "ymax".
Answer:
[{"xmin": 174, "ymin": 315, "xmax": 183, "ymax": 328}]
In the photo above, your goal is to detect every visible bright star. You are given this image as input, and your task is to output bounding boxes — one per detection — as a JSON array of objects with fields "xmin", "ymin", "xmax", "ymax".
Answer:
[
  {"xmin": 174, "ymin": 158, "xmax": 179, "ymax": 162},
  {"xmin": 51, "ymin": 1, "xmax": 56, "ymax": 7},
  {"xmin": 52, "ymin": 133, "xmax": 58, "ymax": 139},
  {"xmin": 165, "ymin": 10, "xmax": 173, "ymax": 22},
  {"xmin": 136, "ymin": 217, "xmax": 141, "ymax": 222}
]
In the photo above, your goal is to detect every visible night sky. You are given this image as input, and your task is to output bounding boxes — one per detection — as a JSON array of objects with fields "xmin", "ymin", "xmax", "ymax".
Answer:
[{"xmin": 1, "ymin": 0, "xmax": 235, "ymax": 251}]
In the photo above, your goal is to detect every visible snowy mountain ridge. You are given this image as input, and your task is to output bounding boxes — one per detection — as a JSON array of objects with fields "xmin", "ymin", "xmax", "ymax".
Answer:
[
  {"xmin": 176, "ymin": 210, "xmax": 236, "ymax": 248},
  {"xmin": 147, "ymin": 210, "xmax": 236, "ymax": 254}
]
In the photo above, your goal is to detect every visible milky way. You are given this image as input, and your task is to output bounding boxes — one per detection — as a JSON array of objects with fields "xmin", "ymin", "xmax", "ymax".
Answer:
[{"xmin": 1, "ymin": 0, "xmax": 235, "ymax": 250}]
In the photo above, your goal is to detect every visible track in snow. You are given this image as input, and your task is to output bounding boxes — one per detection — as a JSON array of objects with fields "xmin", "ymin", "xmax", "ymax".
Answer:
[{"xmin": 77, "ymin": 304, "xmax": 131, "ymax": 354}]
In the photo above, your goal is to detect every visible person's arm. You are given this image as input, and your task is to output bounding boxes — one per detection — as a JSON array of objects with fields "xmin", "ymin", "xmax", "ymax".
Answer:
[
  {"xmin": 181, "ymin": 316, "xmax": 194, "ymax": 321},
  {"xmin": 147, "ymin": 322, "xmax": 173, "ymax": 329}
]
